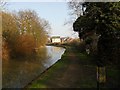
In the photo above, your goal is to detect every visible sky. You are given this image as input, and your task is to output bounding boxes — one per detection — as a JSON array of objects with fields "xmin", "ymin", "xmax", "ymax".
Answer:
[{"xmin": 5, "ymin": 2, "xmax": 79, "ymax": 38}]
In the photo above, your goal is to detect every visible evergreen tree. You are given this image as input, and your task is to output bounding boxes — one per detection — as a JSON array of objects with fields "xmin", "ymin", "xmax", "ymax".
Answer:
[{"xmin": 73, "ymin": 2, "xmax": 120, "ymax": 65}]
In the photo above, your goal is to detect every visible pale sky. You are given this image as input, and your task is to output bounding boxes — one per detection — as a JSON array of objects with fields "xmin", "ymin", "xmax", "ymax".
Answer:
[{"xmin": 5, "ymin": 2, "xmax": 79, "ymax": 38}]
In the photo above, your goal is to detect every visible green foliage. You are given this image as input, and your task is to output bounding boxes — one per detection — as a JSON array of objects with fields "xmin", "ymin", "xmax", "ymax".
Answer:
[
  {"xmin": 77, "ymin": 41, "xmax": 86, "ymax": 53},
  {"xmin": 73, "ymin": 2, "xmax": 120, "ymax": 65},
  {"xmin": 85, "ymin": 37, "xmax": 93, "ymax": 45},
  {"xmin": 73, "ymin": 2, "xmax": 120, "ymax": 37}
]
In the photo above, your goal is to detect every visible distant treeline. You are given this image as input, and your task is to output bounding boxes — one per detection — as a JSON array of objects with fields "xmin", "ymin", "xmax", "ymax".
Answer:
[{"xmin": 2, "ymin": 10, "xmax": 50, "ymax": 60}]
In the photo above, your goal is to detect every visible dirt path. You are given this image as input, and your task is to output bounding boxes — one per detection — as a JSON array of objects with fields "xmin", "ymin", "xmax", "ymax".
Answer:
[
  {"xmin": 26, "ymin": 47, "xmax": 96, "ymax": 88},
  {"xmin": 47, "ymin": 52, "xmax": 84, "ymax": 88}
]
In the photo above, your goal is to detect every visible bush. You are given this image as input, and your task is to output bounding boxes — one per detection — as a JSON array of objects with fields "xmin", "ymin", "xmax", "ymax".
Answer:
[
  {"xmin": 69, "ymin": 39, "xmax": 80, "ymax": 46},
  {"xmin": 2, "ymin": 39, "xmax": 10, "ymax": 60},
  {"xmin": 14, "ymin": 34, "xmax": 36, "ymax": 57},
  {"xmin": 78, "ymin": 41, "xmax": 86, "ymax": 52},
  {"xmin": 2, "ymin": 11, "xmax": 49, "ymax": 59}
]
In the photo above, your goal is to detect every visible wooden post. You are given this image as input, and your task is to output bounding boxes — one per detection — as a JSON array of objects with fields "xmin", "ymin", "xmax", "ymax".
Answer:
[{"xmin": 97, "ymin": 66, "xmax": 106, "ymax": 89}]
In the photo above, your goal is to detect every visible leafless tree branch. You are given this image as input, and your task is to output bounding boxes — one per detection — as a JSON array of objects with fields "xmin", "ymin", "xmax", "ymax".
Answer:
[{"xmin": 0, "ymin": 0, "xmax": 6, "ymax": 10}]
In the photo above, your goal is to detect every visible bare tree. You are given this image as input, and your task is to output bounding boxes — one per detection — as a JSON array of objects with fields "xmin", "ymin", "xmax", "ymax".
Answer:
[
  {"xmin": 65, "ymin": 0, "xmax": 84, "ymax": 26},
  {"xmin": 2, "ymin": 10, "xmax": 51, "ymax": 57},
  {"xmin": 16, "ymin": 10, "xmax": 50, "ymax": 47},
  {"xmin": 68, "ymin": 0, "xmax": 85, "ymax": 18},
  {"xmin": 0, "ymin": 0, "xmax": 6, "ymax": 10}
]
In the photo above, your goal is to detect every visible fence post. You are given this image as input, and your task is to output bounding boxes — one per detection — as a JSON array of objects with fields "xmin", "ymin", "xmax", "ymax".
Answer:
[{"xmin": 97, "ymin": 66, "xmax": 106, "ymax": 89}]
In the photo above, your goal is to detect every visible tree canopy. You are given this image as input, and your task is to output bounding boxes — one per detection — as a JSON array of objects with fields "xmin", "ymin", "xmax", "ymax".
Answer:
[
  {"xmin": 72, "ymin": 2, "xmax": 120, "ymax": 65},
  {"xmin": 73, "ymin": 2, "xmax": 120, "ymax": 38},
  {"xmin": 2, "ymin": 10, "xmax": 50, "ymax": 58}
]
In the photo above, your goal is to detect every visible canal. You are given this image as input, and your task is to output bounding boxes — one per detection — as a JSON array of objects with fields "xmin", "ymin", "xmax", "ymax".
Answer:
[{"xmin": 2, "ymin": 46, "xmax": 65, "ymax": 88}]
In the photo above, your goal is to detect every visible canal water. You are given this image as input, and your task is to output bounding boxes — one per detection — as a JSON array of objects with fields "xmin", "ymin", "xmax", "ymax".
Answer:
[{"xmin": 2, "ymin": 46, "xmax": 65, "ymax": 88}]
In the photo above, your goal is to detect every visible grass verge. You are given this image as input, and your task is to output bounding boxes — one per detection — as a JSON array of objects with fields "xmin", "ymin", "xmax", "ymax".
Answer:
[{"xmin": 26, "ymin": 45, "xmax": 120, "ymax": 88}]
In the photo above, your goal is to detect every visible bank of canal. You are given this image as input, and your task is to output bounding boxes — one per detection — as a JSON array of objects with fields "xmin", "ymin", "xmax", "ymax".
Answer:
[
  {"xmin": 2, "ymin": 46, "xmax": 65, "ymax": 88},
  {"xmin": 26, "ymin": 46, "xmax": 120, "ymax": 88},
  {"xmin": 26, "ymin": 46, "xmax": 97, "ymax": 88}
]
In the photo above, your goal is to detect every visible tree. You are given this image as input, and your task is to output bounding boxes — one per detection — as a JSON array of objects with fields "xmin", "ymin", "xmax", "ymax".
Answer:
[
  {"xmin": 66, "ymin": 0, "xmax": 84, "ymax": 26},
  {"xmin": 16, "ymin": 10, "xmax": 49, "ymax": 47},
  {"xmin": 73, "ymin": 2, "xmax": 120, "ymax": 65},
  {"xmin": 68, "ymin": 0, "xmax": 84, "ymax": 17},
  {"xmin": 2, "ymin": 10, "xmax": 50, "ymax": 58},
  {"xmin": 2, "ymin": 11, "xmax": 19, "ymax": 47},
  {"xmin": 14, "ymin": 34, "xmax": 36, "ymax": 56},
  {"xmin": 0, "ymin": 0, "xmax": 6, "ymax": 10}
]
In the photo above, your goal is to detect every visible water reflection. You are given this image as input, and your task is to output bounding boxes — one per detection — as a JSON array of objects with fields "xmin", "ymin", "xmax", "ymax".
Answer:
[
  {"xmin": 2, "ymin": 46, "xmax": 65, "ymax": 88},
  {"xmin": 43, "ymin": 46, "xmax": 65, "ymax": 68}
]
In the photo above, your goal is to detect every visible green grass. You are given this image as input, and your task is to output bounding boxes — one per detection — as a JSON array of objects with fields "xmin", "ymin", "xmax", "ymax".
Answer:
[
  {"xmin": 28, "ymin": 51, "xmax": 69, "ymax": 88},
  {"xmin": 26, "ymin": 46, "xmax": 120, "ymax": 88},
  {"xmin": 107, "ymin": 69, "xmax": 119, "ymax": 77},
  {"xmin": 27, "ymin": 46, "xmax": 96, "ymax": 88}
]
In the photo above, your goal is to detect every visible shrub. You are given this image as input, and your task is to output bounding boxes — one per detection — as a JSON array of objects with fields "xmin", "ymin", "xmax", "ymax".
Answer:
[
  {"xmin": 14, "ymin": 34, "xmax": 36, "ymax": 57},
  {"xmin": 78, "ymin": 41, "xmax": 86, "ymax": 52},
  {"xmin": 2, "ymin": 39, "xmax": 10, "ymax": 60},
  {"xmin": 69, "ymin": 39, "xmax": 80, "ymax": 46}
]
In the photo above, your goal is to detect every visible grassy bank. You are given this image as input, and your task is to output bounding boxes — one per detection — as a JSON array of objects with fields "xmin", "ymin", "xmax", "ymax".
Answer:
[
  {"xmin": 26, "ymin": 45, "xmax": 120, "ymax": 88},
  {"xmin": 26, "ymin": 46, "xmax": 97, "ymax": 88}
]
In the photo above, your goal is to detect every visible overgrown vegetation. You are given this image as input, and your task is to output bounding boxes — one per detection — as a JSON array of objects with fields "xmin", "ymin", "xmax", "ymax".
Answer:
[
  {"xmin": 68, "ymin": 1, "xmax": 120, "ymax": 88},
  {"xmin": 69, "ymin": 1, "xmax": 120, "ymax": 66},
  {"xmin": 2, "ymin": 10, "xmax": 50, "ymax": 60},
  {"xmin": 2, "ymin": 39, "xmax": 9, "ymax": 60}
]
